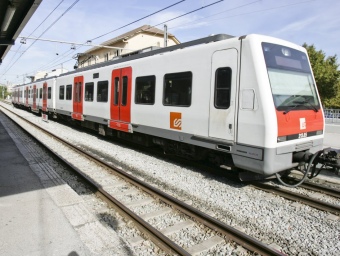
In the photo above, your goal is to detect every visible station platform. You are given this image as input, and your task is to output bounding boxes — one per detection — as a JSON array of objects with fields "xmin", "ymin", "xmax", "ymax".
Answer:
[{"xmin": 0, "ymin": 115, "xmax": 91, "ymax": 255}]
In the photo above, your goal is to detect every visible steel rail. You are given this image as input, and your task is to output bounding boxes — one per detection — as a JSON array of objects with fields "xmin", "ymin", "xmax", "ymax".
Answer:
[
  {"xmin": 299, "ymin": 182, "xmax": 340, "ymax": 199},
  {"xmin": 0, "ymin": 103, "xmax": 284, "ymax": 256},
  {"xmin": 251, "ymin": 182, "xmax": 340, "ymax": 216},
  {"xmin": 0, "ymin": 106, "xmax": 190, "ymax": 256}
]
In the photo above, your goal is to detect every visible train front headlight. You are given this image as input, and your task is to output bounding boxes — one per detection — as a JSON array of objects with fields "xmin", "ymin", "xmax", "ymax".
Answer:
[{"xmin": 277, "ymin": 136, "xmax": 287, "ymax": 142}]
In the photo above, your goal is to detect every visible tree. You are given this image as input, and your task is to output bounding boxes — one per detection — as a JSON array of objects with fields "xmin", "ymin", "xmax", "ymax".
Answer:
[
  {"xmin": 303, "ymin": 43, "xmax": 340, "ymax": 108},
  {"xmin": 0, "ymin": 85, "xmax": 7, "ymax": 99}
]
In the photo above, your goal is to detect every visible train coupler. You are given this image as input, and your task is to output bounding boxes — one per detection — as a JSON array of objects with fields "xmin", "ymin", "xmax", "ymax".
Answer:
[{"xmin": 308, "ymin": 148, "xmax": 340, "ymax": 178}]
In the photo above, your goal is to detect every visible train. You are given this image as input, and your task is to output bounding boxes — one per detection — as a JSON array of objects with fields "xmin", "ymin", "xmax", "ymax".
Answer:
[{"xmin": 11, "ymin": 33, "xmax": 325, "ymax": 186}]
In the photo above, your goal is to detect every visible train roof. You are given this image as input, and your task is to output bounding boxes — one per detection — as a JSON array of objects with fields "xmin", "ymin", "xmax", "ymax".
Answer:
[
  {"xmin": 60, "ymin": 33, "xmax": 235, "ymax": 77},
  {"xmin": 12, "ymin": 76, "xmax": 57, "ymax": 88}
]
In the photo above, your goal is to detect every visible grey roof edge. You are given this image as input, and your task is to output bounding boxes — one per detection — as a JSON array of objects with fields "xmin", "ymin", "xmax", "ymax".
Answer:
[
  {"xmin": 12, "ymin": 76, "xmax": 57, "ymax": 88},
  {"xmin": 61, "ymin": 34, "xmax": 234, "ymax": 78}
]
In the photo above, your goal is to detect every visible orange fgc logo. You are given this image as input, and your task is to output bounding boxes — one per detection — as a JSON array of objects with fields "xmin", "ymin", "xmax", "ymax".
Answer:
[{"xmin": 170, "ymin": 112, "xmax": 182, "ymax": 130}]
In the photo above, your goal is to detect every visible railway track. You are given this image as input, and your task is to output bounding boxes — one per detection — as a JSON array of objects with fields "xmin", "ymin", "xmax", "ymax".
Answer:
[
  {"xmin": 250, "ymin": 182, "xmax": 340, "ymax": 216},
  {"xmin": 0, "ymin": 104, "xmax": 284, "ymax": 255},
  {"xmin": 300, "ymin": 181, "xmax": 340, "ymax": 199}
]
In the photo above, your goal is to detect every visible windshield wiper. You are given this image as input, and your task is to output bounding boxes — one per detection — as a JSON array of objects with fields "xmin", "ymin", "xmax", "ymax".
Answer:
[
  {"xmin": 283, "ymin": 104, "xmax": 300, "ymax": 114},
  {"xmin": 303, "ymin": 100, "xmax": 319, "ymax": 112},
  {"xmin": 283, "ymin": 100, "xmax": 318, "ymax": 114}
]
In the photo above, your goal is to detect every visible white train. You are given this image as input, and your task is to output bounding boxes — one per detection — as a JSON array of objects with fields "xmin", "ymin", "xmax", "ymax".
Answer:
[{"xmin": 12, "ymin": 34, "xmax": 325, "ymax": 186}]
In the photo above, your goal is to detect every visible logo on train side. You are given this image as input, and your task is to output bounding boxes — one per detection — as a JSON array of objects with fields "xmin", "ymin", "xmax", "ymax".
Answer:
[
  {"xmin": 170, "ymin": 112, "xmax": 182, "ymax": 130},
  {"xmin": 300, "ymin": 117, "xmax": 306, "ymax": 130}
]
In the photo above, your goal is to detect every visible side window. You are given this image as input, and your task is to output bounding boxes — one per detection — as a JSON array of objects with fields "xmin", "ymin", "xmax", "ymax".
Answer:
[
  {"xmin": 59, "ymin": 85, "xmax": 65, "ymax": 100},
  {"xmin": 97, "ymin": 80, "xmax": 108, "ymax": 102},
  {"xmin": 135, "ymin": 75, "xmax": 155, "ymax": 104},
  {"xmin": 163, "ymin": 71, "xmax": 192, "ymax": 107},
  {"xmin": 85, "ymin": 82, "xmax": 94, "ymax": 101},
  {"xmin": 48, "ymin": 87, "xmax": 51, "ymax": 99},
  {"xmin": 121, "ymin": 76, "xmax": 128, "ymax": 106},
  {"xmin": 215, "ymin": 67, "xmax": 232, "ymax": 109},
  {"xmin": 39, "ymin": 88, "xmax": 42, "ymax": 99},
  {"xmin": 66, "ymin": 84, "xmax": 72, "ymax": 100}
]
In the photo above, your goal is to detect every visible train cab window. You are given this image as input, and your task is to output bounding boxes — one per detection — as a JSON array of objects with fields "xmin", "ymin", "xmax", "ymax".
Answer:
[
  {"xmin": 39, "ymin": 88, "xmax": 42, "ymax": 99},
  {"xmin": 163, "ymin": 71, "xmax": 192, "ymax": 107},
  {"xmin": 214, "ymin": 67, "xmax": 232, "ymax": 109},
  {"xmin": 121, "ymin": 76, "xmax": 128, "ymax": 106},
  {"xmin": 85, "ymin": 82, "xmax": 94, "ymax": 101},
  {"xmin": 59, "ymin": 85, "xmax": 65, "ymax": 100},
  {"xmin": 48, "ymin": 87, "xmax": 52, "ymax": 99},
  {"xmin": 135, "ymin": 75, "xmax": 155, "ymax": 105},
  {"xmin": 66, "ymin": 84, "xmax": 72, "ymax": 100},
  {"xmin": 97, "ymin": 80, "xmax": 108, "ymax": 102}
]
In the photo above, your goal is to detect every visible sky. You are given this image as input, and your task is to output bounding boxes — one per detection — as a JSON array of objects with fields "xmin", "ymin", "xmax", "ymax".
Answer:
[{"xmin": 1, "ymin": 0, "xmax": 339, "ymax": 86}]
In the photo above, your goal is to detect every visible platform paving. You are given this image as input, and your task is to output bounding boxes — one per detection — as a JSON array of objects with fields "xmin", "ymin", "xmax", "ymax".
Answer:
[
  {"xmin": 0, "ymin": 116, "xmax": 92, "ymax": 255},
  {"xmin": 324, "ymin": 124, "xmax": 340, "ymax": 149}
]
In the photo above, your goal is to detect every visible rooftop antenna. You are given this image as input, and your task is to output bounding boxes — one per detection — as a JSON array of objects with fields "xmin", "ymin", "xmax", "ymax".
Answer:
[{"xmin": 164, "ymin": 24, "xmax": 168, "ymax": 47}]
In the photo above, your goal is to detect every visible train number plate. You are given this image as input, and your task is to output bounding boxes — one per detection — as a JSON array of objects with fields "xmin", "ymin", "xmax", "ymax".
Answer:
[{"xmin": 298, "ymin": 132, "xmax": 307, "ymax": 139}]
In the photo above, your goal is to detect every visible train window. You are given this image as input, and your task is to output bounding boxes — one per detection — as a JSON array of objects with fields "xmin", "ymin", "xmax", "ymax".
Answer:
[
  {"xmin": 85, "ymin": 82, "xmax": 94, "ymax": 101},
  {"xmin": 135, "ymin": 75, "xmax": 155, "ymax": 105},
  {"xmin": 163, "ymin": 71, "xmax": 192, "ymax": 107},
  {"xmin": 121, "ymin": 76, "xmax": 128, "ymax": 106},
  {"xmin": 114, "ymin": 77, "xmax": 119, "ymax": 105},
  {"xmin": 73, "ymin": 83, "xmax": 80, "ymax": 102},
  {"xmin": 48, "ymin": 87, "xmax": 52, "ymax": 99},
  {"xmin": 66, "ymin": 84, "xmax": 72, "ymax": 100},
  {"xmin": 214, "ymin": 67, "xmax": 232, "ymax": 109},
  {"xmin": 97, "ymin": 81, "xmax": 108, "ymax": 102},
  {"xmin": 43, "ymin": 87, "xmax": 47, "ymax": 100},
  {"xmin": 59, "ymin": 85, "xmax": 65, "ymax": 100},
  {"xmin": 39, "ymin": 88, "xmax": 42, "ymax": 99}
]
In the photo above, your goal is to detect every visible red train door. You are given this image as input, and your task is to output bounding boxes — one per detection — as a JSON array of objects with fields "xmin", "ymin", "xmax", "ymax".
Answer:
[
  {"xmin": 109, "ymin": 67, "xmax": 132, "ymax": 132},
  {"xmin": 72, "ymin": 76, "xmax": 84, "ymax": 121},
  {"xmin": 42, "ymin": 82, "xmax": 47, "ymax": 112},
  {"xmin": 25, "ymin": 87, "xmax": 28, "ymax": 106},
  {"xmin": 32, "ymin": 85, "xmax": 37, "ymax": 112}
]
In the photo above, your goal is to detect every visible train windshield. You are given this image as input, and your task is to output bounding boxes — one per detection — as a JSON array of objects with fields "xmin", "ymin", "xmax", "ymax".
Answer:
[{"xmin": 262, "ymin": 42, "xmax": 320, "ymax": 112}]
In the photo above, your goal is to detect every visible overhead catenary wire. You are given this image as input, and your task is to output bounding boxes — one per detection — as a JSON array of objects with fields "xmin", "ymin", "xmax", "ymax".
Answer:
[
  {"xmin": 169, "ymin": 0, "xmax": 316, "ymax": 30},
  {"xmin": 18, "ymin": 0, "xmax": 225, "ymax": 78},
  {"xmin": 151, "ymin": 0, "xmax": 224, "ymax": 28},
  {"xmin": 3, "ymin": 0, "xmax": 316, "ymax": 85},
  {"xmin": 85, "ymin": 0, "xmax": 225, "ymax": 54},
  {"xmin": 0, "ymin": 0, "xmax": 80, "ymax": 82},
  {"xmin": 91, "ymin": 0, "xmax": 186, "ymax": 41},
  {"xmin": 168, "ymin": 0, "xmax": 261, "ymax": 30},
  {"xmin": 8, "ymin": 0, "xmax": 188, "ymax": 83},
  {"xmin": 1, "ymin": 1, "xmax": 65, "ymax": 78}
]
